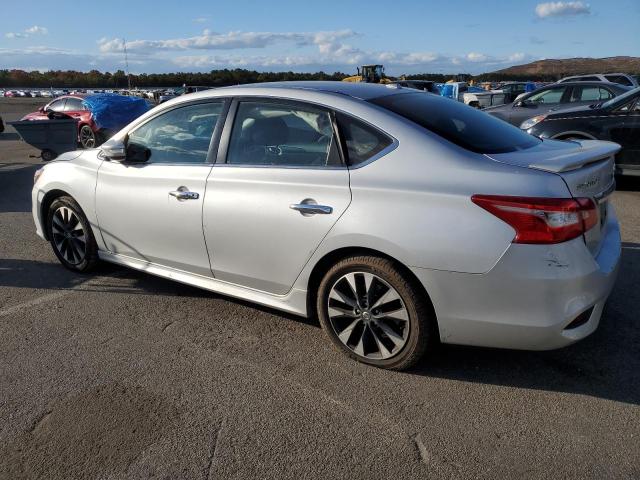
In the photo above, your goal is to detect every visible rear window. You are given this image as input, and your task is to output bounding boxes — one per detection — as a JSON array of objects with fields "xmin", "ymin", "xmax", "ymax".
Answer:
[{"xmin": 369, "ymin": 92, "xmax": 540, "ymax": 154}]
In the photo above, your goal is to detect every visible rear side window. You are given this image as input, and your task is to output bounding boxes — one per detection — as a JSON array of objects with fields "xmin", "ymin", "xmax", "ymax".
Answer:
[
  {"xmin": 64, "ymin": 98, "xmax": 85, "ymax": 111},
  {"xmin": 370, "ymin": 92, "xmax": 540, "ymax": 154},
  {"xmin": 336, "ymin": 113, "xmax": 393, "ymax": 166},
  {"xmin": 226, "ymin": 101, "xmax": 341, "ymax": 167},
  {"xmin": 605, "ymin": 75, "xmax": 633, "ymax": 86}
]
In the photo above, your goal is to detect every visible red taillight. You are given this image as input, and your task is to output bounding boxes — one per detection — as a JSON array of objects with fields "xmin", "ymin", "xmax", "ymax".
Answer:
[{"xmin": 471, "ymin": 195, "xmax": 597, "ymax": 244}]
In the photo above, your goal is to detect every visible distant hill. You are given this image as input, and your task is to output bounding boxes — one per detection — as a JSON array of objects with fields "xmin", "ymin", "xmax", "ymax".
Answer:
[{"xmin": 485, "ymin": 56, "xmax": 640, "ymax": 80}]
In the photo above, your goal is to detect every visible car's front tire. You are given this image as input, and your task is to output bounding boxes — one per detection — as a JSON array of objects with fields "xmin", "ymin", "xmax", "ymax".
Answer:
[
  {"xmin": 317, "ymin": 255, "xmax": 435, "ymax": 370},
  {"xmin": 46, "ymin": 196, "xmax": 98, "ymax": 272}
]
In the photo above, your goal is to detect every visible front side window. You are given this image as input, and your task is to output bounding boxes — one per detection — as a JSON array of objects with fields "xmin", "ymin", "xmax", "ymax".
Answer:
[
  {"xmin": 527, "ymin": 87, "xmax": 566, "ymax": 104},
  {"xmin": 127, "ymin": 101, "xmax": 223, "ymax": 164},
  {"xmin": 226, "ymin": 101, "xmax": 340, "ymax": 167},
  {"xmin": 47, "ymin": 99, "xmax": 66, "ymax": 112},
  {"xmin": 370, "ymin": 92, "xmax": 540, "ymax": 154}
]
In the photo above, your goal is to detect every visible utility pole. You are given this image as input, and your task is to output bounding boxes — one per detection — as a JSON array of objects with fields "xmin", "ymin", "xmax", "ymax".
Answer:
[{"xmin": 123, "ymin": 38, "xmax": 131, "ymax": 90}]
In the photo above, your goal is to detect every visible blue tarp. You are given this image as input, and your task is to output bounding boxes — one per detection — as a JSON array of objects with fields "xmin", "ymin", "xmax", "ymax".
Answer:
[{"xmin": 82, "ymin": 93, "xmax": 150, "ymax": 131}]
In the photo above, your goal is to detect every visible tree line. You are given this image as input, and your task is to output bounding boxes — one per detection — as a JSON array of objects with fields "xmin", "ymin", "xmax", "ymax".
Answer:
[
  {"xmin": 1, "ymin": 68, "xmax": 614, "ymax": 88},
  {"xmin": 0, "ymin": 69, "xmax": 351, "ymax": 88}
]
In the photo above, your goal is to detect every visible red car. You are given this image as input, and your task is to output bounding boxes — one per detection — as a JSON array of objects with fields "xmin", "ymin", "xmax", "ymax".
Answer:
[{"xmin": 21, "ymin": 94, "xmax": 99, "ymax": 148}]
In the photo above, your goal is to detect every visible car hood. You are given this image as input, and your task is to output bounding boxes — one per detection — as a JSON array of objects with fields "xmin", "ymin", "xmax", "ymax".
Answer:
[{"xmin": 51, "ymin": 150, "xmax": 85, "ymax": 163}]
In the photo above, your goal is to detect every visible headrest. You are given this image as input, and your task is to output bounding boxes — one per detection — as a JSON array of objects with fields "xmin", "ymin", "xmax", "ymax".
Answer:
[{"xmin": 249, "ymin": 116, "xmax": 288, "ymax": 146}]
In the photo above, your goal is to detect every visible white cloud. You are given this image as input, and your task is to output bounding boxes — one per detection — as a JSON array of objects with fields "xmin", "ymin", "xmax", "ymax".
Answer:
[
  {"xmin": 466, "ymin": 52, "xmax": 488, "ymax": 62},
  {"xmin": 98, "ymin": 29, "xmax": 358, "ymax": 53},
  {"xmin": 25, "ymin": 25, "xmax": 48, "ymax": 35},
  {"xmin": 508, "ymin": 52, "xmax": 526, "ymax": 62},
  {"xmin": 535, "ymin": 2, "xmax": 590, "ymax": 18},
  {"xmin": 6, "ymin": 25, "xmax": 48, "ymax": 39},
  {"xmin": 193, "ymin": 17, "xmax": 209, "ymax": 23}
]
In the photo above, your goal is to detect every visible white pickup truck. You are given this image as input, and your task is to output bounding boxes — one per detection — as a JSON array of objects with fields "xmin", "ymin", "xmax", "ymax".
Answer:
[{"xmin": 441, "ymin": 82, "xmax": 506, "ymax": 108}]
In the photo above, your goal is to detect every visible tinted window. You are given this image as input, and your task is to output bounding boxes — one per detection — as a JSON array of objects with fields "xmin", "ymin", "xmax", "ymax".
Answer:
[
  {"xmin": 528, "ymin": 87, "xmax": 565, "ymax": 104},
  {"xmin": 128, "ymin": 101, "xmax": 222, "ymax": 164},
  {"xmin": 370, "ymin": 92, "xmax": 540, "ymax": 154},
  {"xmin": 336, "ymin": 113, "xmax": 393, "ymax": 166},
  {"xmin": 64, "ymin": 98, "xmax": 85, "ymax": 111},
  {"xmin": 602, "ymin": 87, "xmax": 640, "ymax": 109},
  {"xmin": 605, "ymin": 75, "xmax": 633, "ymax": 87},
  {"xmin": 47, "ymin": 99, "xmax": 66, "ymax": 112},
  {"xmin": 570, "ymin": 86, "xmax": 612, "ymax": 102},
  {"xmin": 226, "ymin": 101, "xmax": 340, "ymax": 167}
]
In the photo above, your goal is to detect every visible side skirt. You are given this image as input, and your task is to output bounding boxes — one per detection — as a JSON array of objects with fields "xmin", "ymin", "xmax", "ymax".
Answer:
[{"xmin": 98, "ymin": 251, "xmax": 309, "ymax": 317}]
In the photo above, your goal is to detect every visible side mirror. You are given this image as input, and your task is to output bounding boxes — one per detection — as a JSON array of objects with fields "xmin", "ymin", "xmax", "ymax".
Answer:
[{"xmin": 100, "ymin": 140, "xmax": 127, "ymax": 162}]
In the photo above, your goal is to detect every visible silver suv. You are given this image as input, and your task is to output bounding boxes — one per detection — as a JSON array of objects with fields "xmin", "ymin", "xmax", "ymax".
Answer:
[{"xmin": 558, "ymin": 73, "xmax": 638, "ymax": 88}]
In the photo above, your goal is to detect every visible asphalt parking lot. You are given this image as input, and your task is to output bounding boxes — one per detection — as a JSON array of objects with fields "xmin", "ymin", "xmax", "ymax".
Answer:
[{"xmin": 0, "ymin": 99, "xmax": 639, "ymax": 479}]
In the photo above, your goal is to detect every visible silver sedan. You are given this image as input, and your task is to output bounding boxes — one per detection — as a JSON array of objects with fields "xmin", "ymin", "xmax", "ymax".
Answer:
[{"xmin": 32, "ymin": 82, "xmax": 621, "ymax": 370}]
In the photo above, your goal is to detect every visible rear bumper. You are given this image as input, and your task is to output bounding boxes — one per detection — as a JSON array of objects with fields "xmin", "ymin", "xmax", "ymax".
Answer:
[{"xmin": 412, "ymin": 204, "xmax": 621, "ymax": 350}]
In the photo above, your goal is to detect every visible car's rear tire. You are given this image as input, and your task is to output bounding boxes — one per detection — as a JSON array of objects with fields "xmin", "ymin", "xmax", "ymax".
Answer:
[
  {"xmin": 79, "ymin": 125, "xmax": 96, "ymax": 149},
  {"xmin": 316, "ymin": 255, "xmax": 435, "ymax": 370},
  {"xmin": 46, "ymin": 196, "xmax": 98, "ymax": 272}
]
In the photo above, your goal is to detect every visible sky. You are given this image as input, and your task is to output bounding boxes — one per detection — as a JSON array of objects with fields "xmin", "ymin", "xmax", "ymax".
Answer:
[{"xmin": 0, "ymin": 0, "xmax": 638, "ymax": 75}]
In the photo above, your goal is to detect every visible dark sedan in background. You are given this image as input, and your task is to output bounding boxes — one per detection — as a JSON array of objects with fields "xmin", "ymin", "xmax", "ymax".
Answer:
[
  {"xmin": 485, "ymin": 81, "xmax": 630, "ymax": 127},
  {"xmin": 524, "ymin": 87, "xmax": 640, "ymax": 176}
]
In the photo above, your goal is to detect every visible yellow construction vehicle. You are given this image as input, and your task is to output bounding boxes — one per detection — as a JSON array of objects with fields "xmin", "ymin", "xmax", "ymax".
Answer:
[{"xmin": 342, "ymin": 64, "xmax": 392, "ymax": 84}]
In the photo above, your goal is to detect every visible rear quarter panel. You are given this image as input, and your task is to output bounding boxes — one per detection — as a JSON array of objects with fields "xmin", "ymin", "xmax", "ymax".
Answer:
[{"xmin": 296, "ymin": 123, "xmax": 572, "ymax": 287}]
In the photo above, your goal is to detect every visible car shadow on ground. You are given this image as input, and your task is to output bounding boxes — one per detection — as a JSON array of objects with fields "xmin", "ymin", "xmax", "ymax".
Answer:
[
  {"xmin": 2, "ymin": 244, "xmax": 638, "ymax": 405},
  {"xmin": 411, "ymin": 242, "xmax": 640, "ymax": 406},
  {"xmin": 0, "ymin": 257, "xmax": 315, "ymax": 327},
  {"xmin": 0, "ymin": 163, "xmax": 38, "ymax": 213}
]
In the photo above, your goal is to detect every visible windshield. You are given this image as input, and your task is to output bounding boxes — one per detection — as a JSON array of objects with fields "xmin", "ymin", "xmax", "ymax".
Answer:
[
  {"xmin": 601, "ymin": 86, "xmax": 640, "ymax": 109},
  {"xmin": 370, "ymin": 92, "xmax": 540, "ymax": 154}
]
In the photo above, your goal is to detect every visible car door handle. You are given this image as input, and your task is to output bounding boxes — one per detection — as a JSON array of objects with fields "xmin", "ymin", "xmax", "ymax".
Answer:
[
  {"xmin": 289, "ymin": 203, "xmax": 333, "ymax": 215},
  {"xmin": 169, "ymin": 189, "xmax": 199, "ymax": 200}
]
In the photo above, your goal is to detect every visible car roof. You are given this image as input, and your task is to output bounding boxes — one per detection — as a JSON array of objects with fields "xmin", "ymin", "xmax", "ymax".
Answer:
[
  {"xmin": 193, "ymin": 81, "xmax": 409, "ymax": 101},
  {"xmin": 543, "ymin": 81, "xmax": 630, "ymax": 89}
]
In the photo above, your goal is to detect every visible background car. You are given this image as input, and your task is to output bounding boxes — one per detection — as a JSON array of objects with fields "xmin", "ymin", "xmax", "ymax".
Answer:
[
  {"xmin": 32, "ymin": 82, "xmax": 621, "ymax": 370},
  {"xmin": 21, "ymin": 94, "xmax": 100, "ymax": 148},
  {"xmin": 495, "ymin": 82, "xmax": 537, "ymax": 103},
  {"xmin": 523, "ymin": 87, "xmax": 640, "ymax": 176},
  {"xmin": 558, "ymin": 73, "xmax": 638, "ymax": 88},
  {"xmin": 485, "ymin": 81, "xmax": 630, "ymax": 126},
  {"xmin": 388, "ymin": 80, "xmax": 440, "ymax": 94}
]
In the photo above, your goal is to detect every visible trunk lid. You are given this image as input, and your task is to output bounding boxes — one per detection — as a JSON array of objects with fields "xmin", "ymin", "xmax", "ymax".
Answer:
[{"xmin": 486, "ymin": 139, "xmax": 620, "ymax": 256}]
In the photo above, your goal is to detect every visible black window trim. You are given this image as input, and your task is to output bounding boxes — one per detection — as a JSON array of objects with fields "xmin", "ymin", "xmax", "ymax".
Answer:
[
  {"xmin": 123, "ymin": 97, "xmax": 231, "ymax": 166},
  {"xmin": 215, "ymin": 96, "xmax": 398, "ymax": 170}
]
